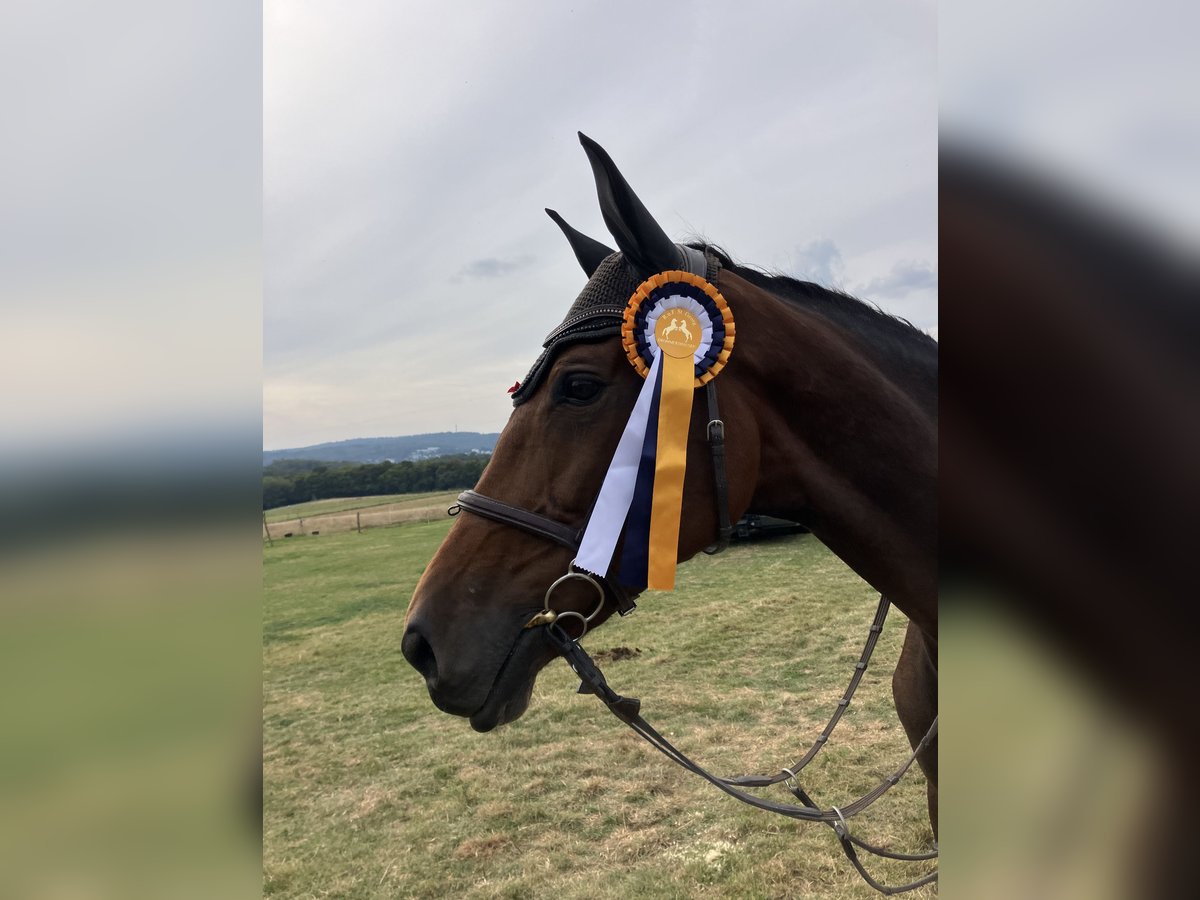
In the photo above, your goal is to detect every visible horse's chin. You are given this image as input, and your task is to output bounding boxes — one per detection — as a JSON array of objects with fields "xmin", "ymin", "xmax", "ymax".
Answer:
[
  {"xmin": 467, "ymin": 626, "xmax": 549, "ymax": 732},
  {"xmin": 469, "ymin": 674, "xmax": 535, "ymax": 732}
]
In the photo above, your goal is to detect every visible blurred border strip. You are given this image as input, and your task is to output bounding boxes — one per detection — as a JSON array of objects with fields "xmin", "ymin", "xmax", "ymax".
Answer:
[
  {"xmin": 0, "ymin": 2, "xmax": 262, "ymax": 897},
  {"xmin": 942, "ymin": 2, "xmax": 1199, "ymax": 896}
]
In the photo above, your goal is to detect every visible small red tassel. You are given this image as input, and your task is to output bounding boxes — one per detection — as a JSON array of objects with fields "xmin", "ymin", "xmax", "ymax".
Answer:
[{"xmin": 506, "ymin": 381, "xmax": 520, "ymax": 394}]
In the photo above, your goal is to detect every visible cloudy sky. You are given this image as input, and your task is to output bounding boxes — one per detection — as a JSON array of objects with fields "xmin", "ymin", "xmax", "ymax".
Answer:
[{"xmin": 264, "ymin": 0, "xmax": 937, "ymax": 450}]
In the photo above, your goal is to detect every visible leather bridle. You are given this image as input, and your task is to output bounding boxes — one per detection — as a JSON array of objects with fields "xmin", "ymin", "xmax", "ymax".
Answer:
[
  {"xmin": 450, "ymin": 379, "xmax": 733, "ymax": 633},
  {"xmin": 450, "ymin": 488, "xmax": 636, "ymax": 632},
  {"xmin": 447, "ymin": 378, "xmax": 937, "ymax": 894}
]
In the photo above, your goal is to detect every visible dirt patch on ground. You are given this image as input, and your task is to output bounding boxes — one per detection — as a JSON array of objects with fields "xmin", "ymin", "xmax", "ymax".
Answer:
[
  {"xmin": 592, "ymin": 646, "xmax": 642, "ymax": 662},
  {"xmin": 453, "ymin": 834, "xmax": 512, "ymax": 859}
]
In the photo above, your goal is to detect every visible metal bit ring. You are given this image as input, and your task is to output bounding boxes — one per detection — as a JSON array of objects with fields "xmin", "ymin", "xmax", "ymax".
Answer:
[{"xmin": 523, "ymin": 569, "xmax": 606, "ymax": 635}]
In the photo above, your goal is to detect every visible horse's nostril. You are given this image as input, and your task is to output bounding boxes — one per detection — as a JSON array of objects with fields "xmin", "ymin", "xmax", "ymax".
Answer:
[{"xmin": 402, "ymin": 625, "xmax": 438, "ymax": 682}]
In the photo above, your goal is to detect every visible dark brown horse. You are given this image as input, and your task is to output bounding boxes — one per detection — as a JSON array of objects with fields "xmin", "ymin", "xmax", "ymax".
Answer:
[{"xmin": 403, "ymin": 134, "xmax": 938, "ymax": 834}]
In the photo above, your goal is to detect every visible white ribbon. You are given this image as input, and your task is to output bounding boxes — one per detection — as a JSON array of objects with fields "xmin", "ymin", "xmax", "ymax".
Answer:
[{"xmin": 574, "ymin": 351, "xmax": 663, "ymax": 577}]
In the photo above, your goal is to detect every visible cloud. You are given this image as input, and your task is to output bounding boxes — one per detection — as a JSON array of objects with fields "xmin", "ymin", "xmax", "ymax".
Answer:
[
  {"xmin": 857, "ymin": 260, "xmax": 938, "ymax": 300},
  {"xmin": 455, "ymin": 255, "xmax": 535, "ymax": 281},
  {"xmin": 264, "ymin": 2, "xmax": 937, "ymax": 446},
  {"xmin": 791, "ymin": 238, "xmax": 845, "ymax": 286}
]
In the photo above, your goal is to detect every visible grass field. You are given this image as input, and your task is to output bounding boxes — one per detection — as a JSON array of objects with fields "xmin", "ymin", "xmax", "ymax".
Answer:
[
  {"xmin": 264, "ymin": 520, "xmax": 936, "ymax": 899},
  {"xmin": 265, "ymin": 492, "xmax": 459, "ymax": 524}
]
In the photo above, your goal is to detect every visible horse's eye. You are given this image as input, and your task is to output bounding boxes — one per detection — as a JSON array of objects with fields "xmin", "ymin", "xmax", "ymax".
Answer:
[{"xmin": 558, "ymin": 373, "xmax": 606, "ymax": 405}]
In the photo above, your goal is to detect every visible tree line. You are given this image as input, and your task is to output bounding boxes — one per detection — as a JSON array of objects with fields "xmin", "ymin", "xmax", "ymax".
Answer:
[{"xmin": 263, "ymin": 454, "xmax": 489, "ymax": 509}]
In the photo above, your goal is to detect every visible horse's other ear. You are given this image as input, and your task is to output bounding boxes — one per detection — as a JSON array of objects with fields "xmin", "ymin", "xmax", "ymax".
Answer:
[
  {"xmin": 579, "ymin": 132, "xmax": 679, "ymax": 277},
  {"xmin": 545, "ymin": 208, "xmax": 614, "ymax": 277}
]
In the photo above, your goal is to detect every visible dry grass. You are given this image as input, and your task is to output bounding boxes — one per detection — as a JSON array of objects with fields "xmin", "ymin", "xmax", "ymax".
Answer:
[
  {"xmin": 264, "ymin": 520, "xmax": 936, "ymax": 898},
  {"xmin": 265, "ymin": 491, "xmax": 460, "ymax": 523}
]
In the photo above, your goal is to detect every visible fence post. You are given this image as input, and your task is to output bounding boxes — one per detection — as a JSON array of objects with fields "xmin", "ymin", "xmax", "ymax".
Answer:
[
  {"xmin": 356, "ymin": 511, "xmax": 362, "ymax": 533},
  {"xmin": 263, "ymin": 512, "xmax": 274, "ymax": 547}
]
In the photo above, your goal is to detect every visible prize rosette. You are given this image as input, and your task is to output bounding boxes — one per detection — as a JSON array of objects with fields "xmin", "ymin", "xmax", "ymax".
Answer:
[
  {"xmin": 575, "ymin": 270, "xmax": 735, "ymax": 591},
  {"xmin": 621, "ymin": 270, "xmax": 735, "ymax": 385}
]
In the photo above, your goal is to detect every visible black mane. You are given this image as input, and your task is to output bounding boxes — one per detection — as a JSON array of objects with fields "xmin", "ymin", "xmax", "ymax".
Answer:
[
  {"xmin": 691, "ymin": 242, "xmax": 937, "ymax": 411},
  {"xmin": 693, "ymin": 243, "xmax": 935, "ymax": 347}
]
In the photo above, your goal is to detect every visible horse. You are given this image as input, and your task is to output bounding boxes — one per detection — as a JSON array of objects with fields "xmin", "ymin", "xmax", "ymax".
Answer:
[{"xmin": 403, "ymin": 134, "xmax": 939, "ymax": 844}]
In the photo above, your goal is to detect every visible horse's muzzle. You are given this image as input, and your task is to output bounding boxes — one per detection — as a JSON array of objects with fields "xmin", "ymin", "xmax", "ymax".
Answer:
[
  {"xmin": 401, "ymin": 622, "xmax": 437, "ymax": 681},
  {"xmin": 402, "ymin": 620, "xmax": 480, "ymax": 717}
]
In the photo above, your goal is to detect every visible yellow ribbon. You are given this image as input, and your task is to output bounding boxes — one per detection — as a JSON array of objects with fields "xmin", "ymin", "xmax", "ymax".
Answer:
[{"xmin": 646, "ymin": 308, "xmax": 702, "ymax": 589}]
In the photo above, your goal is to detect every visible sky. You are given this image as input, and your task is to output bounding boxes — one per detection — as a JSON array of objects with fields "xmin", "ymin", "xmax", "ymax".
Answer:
[
  {"xmin": 264, "ymin": 0, "xmax": 937, "ymax": 450},
  {"xmin": 2, "ymin": 2, "xmax": 261, "ymax": 461}
]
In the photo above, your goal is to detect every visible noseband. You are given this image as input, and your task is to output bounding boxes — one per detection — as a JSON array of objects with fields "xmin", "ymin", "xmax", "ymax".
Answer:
[{"xmin": 447, "ymin": 491, "xmax": 632, "ymax": 634}]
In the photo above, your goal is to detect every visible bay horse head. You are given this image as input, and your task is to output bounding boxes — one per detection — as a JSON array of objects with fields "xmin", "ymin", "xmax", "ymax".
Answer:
[{"xmin": 403, "ymin": 134, "xmax": 938, "ymax": 737}]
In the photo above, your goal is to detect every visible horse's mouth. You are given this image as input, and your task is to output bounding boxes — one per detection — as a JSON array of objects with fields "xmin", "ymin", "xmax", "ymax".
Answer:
[
  {"xmin": 467, "ymin": 625, "xmax": 550, "ymax": 733},
  {"xmin": 469, "ymin": 672, "xmax": 536, "ymax": 732}
]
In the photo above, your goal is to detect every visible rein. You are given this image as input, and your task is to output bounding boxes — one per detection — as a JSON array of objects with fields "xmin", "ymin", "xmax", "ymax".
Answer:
[
  {"xmin": 542, "ymin": 610, "xmax": 939, "ymax": 895},
  {"xmin": 448, "ymin": 381, "xmax": 937, "ymax": 894}
]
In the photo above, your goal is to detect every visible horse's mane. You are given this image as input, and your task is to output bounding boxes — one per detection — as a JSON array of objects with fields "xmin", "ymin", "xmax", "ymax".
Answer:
[
  {"xmin": 689, "ymin": 242, "xmax": 937, "ymax": 410},
  {"xmin": 690, "ymin": 242, "xmax": 937, "ymax": 354}
]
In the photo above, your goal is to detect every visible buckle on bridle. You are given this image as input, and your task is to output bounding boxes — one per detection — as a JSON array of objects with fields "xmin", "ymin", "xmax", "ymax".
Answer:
[{"xmin": 707, "ymin": 418, "xmax": 725, "ymax": 443}]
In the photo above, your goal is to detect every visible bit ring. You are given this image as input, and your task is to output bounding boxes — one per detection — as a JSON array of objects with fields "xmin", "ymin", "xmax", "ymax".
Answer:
[{"xmin": 524, "ymin": 569, "xmax": 606, "ymax": 636}]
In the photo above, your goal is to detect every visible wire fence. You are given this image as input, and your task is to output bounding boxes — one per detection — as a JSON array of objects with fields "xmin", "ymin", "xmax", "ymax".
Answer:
[{"xmin": 262, "ymin": 496, "xmax": 455, "ymax": 543}]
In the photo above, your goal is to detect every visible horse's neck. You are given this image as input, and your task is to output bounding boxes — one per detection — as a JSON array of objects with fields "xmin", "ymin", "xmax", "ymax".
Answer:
[
  {"xmin": 725, "ymin": 272, "xmax": 938, "ymax": 632},
  {"xmin": 776, "ymin": 282, "xmax": 937, "ymax": 420}
]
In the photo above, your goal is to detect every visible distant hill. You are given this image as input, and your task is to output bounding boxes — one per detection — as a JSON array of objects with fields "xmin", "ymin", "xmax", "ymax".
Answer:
[{"xmin": 263, "ymin": 432, "xmax": 499, "ymax": 467}]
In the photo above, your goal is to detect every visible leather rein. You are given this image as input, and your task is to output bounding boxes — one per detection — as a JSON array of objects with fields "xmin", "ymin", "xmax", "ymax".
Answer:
[{"xmin": 447, "ymin": 380, "xmax": 937, "ymax": 894}]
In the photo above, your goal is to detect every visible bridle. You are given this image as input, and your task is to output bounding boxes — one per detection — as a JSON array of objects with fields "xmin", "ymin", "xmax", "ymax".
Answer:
[
  {"xmin": 452, "ymin": 379, "xmax": 732, "ymax": 633},
  {"xmin": 448, "ymin": 378, "xmax": 938, "ymax": 893}
]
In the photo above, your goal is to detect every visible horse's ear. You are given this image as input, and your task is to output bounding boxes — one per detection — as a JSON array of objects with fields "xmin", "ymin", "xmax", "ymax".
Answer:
[
  {"xmin": 545, "ymin": 208, "xmax": 614, "ymax": 277},
  {"xmin": 579, "ymin": 132, "xmax": 680, "ymax": 277}
]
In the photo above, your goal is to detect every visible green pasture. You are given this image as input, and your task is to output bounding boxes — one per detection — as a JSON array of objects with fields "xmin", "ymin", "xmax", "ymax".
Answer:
[
  {"xmin": 264, "ymin": 521, "xmax": 935, "ymax": 899},
  {"xmin": 264, "ymin": 491, "xmax": 459, "ymax": 524}
]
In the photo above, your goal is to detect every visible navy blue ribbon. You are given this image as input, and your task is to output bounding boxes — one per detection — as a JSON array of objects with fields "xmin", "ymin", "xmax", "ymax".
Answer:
[{"xmin": 617, "ymin": 359, "xmax": 663, "ymax": 588}]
